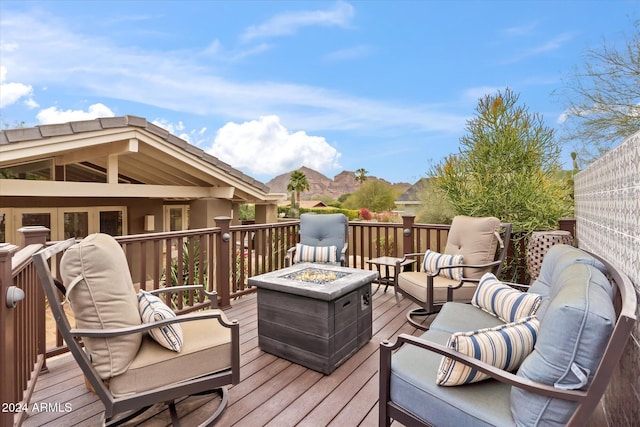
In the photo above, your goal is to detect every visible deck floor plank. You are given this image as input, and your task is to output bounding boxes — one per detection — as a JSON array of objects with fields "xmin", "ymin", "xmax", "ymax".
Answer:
[{"xmin": 23, "ymin": 285, "xmax": 421, "ymax": 427}]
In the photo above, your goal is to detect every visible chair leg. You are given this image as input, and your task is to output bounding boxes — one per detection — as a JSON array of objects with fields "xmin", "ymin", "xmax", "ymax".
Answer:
[
  {"xmin": 199, "ymin": 387, "xmax": 229, "ymax": 427},
  {"xmin": 103, "ymin": 387, "xmax": 229, "ymax": 427},
  {"xmin": 169, "ymin": 401, "xmax": 181, "ymax": 426},
  {"xmin": 103, "ymin": 406, "xmax": 153, "ymax": 426},
  {"xmin": 406, "ymin": 308, "xmax": 434, "ymax": 331}
]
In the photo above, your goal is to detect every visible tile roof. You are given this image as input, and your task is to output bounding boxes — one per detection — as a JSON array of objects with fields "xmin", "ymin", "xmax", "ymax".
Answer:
[{"xmin": 0, "ymin": 115, "xmax": 270, "ymax": 193}]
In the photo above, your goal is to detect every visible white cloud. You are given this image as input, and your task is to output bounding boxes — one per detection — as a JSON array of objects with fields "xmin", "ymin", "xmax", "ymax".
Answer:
[
  {"xmin": 36, "ymin": 103, "xmax": 115, "ymax": 124},
  {"xmin": 503, "ymin": 21, "xmax": 539, "ymax": 36},
  {"xmin": 0, "ymin": 66, "xmax": 35, "ymax": 108},
  {"xmin": 324, "ymin": 44, "xmax": 373, "ymax": 62},
  {"xmin": 462, "ymin": 86, "xmax": 506, "ymax": 102},
  {"xmin": 241, "ymin": 1, "xmax": 354, "ymax": 41},
  {"xmin": 210, "ymin": 115, "xmax": 341, "ymax": 175},
  {"xmin": 152, "ymin": 119, "xmax": 209, "ymax": 146},
  {"xmin": 502, "ymin": 32, "xmax": 575, "ymax": 64},
  {"xmin": 0, "ymin": 10, "xmax": 466, "ymax": 136}
]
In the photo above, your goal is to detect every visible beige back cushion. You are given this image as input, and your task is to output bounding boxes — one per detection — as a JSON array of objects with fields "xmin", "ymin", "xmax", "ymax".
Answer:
[
  {"xmin": 61, "ymin": 233, "xmax": 142, "ymax": 379},
  {"xmin": 444, "ymin": 216, "xmax": 501, "ymax": 279}
]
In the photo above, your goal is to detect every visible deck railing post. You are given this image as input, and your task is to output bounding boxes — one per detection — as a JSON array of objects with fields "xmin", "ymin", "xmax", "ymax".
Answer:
[
  {"xmin": 402, "ymin": 215, "xmax": 415, "ymax": 261},
  {"xmin": 18, "ymin": 226, "xmax": 50, "ymax": 373},
  {"xmin": 558, "ymin": 218, "xmax": 577, "ymax": 243},
  {"xmin": 215, "ymin": 216, "xmax": 232, "ymax": 309},
  {"xmin": 0, "ymin": 242, "xmax": 19, "ymax": 427}
]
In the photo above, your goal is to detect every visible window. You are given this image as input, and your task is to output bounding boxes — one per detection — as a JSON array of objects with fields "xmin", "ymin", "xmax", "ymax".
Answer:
[
  {"xmin": 0, "ymin": 159, "xmax": 52, "ymax": 180},
  {"xmin": 164, "ymin": 205, "xmax": 189, "ymax": 232},
  {"xmin": 0, "ymin": 207, "xmax": 126, "ymax": 243}
]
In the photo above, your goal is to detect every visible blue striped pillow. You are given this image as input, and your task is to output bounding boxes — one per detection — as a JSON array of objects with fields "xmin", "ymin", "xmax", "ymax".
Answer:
[
  {"xmin": 293, "ymin": 243, "xmax": 338, "ymax": 264},
  {"xmin": 472, "ymin": 273, "xmax": 541, "ymax": 323},
  {"xmin": 437, "ymin": 316, "xmax": 540, "ymax": 386},
  {"xmin": 138, "ymin": 291, "xmax": 183, "ymax": 352},
  {"xmin": 422, "ymin": 249, "xmax": 464, "ymax": 281}
]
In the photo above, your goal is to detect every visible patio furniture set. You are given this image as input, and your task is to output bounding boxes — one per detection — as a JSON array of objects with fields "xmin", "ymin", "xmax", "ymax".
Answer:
[{"xmin": 33, "ymin": 213, "xmax": 635, "ymax": 426}]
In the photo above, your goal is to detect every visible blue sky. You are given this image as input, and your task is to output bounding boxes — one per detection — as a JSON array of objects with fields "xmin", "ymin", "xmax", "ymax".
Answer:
[{"xmin": 1, "ymin": 1, "xmax": 637, "ymax": 185}]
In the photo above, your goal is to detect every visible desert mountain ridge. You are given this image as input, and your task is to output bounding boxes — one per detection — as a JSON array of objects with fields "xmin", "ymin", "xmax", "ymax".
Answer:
[{"xmin": 266, "ymin": 166, "xmax": 411, "ymax": 200}]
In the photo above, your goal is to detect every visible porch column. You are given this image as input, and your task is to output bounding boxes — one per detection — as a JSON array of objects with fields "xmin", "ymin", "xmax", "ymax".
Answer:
[
  {"xmin": 255, "ymin": 203, "xmax": 278, "ymax": 224},
  {"xmin": 0, "ymin": 242, "xmax": 19, "ymax": 426}
]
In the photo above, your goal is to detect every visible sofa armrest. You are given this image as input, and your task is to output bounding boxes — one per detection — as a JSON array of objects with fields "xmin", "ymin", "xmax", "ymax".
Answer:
[{"xmin": 380, "ymin": 334, "xmax": 586, "ymax": 402}]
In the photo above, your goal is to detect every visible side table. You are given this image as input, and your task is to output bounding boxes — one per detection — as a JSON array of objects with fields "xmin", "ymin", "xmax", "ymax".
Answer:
[{"xmin": 367, "ymin": 256, "xmax": 416, "ymax": 306}]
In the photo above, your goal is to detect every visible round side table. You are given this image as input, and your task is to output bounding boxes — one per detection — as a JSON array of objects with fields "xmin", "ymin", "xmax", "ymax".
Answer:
[{"xmin": 526, "ymin": 230, "xmax": 574, "ymax": 283}]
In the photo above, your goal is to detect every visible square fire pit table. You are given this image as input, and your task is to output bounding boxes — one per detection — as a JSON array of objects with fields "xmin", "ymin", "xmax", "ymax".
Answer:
[{"xmin": 249, "ymin": 263, "xmax": 378, "ymax": 374}]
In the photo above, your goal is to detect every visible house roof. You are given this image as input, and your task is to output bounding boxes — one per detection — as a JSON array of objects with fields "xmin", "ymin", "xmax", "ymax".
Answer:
[
  {"xmin": 278, "ymin": 200, "xmax": 329, "ymax": 208},
  {"xmin": 0, "ymin": 115, "xmax": 283, "ymax": 203}
]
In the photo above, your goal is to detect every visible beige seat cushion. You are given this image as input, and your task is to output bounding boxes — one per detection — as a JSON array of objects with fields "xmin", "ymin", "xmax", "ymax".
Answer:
[
  {"xmin": 398, "ymin": 271, "xmax": 477, "ymax": 304},
  {"xmin": 445, "ymin": 216, "xmax": 501, "ymax": 279},
  {"xmin": 61, "ymin": 233, "xmax": 142, "ymax": 379},
  {"xmin": 109, "ymin": 315, "xmax": 232, "ymax": 398}
]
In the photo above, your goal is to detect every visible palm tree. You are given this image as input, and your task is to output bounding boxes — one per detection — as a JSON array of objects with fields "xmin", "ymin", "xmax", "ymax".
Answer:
[
  {"xmin": 287, "ymin": 170, "xmax": 310, "ymax": 209},
  {"xmin": 355, "ymin": 168, "xmax": 368, "ymax": 186}
]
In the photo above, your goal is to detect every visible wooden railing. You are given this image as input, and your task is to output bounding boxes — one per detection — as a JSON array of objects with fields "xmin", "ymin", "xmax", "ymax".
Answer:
[
  {"xmin": 1, "ymin": 227, "xmax": 49, "ymax": 427},
  {"xmin": 0, "ymin": 216, "xmax": 576, "ymax": 427}
]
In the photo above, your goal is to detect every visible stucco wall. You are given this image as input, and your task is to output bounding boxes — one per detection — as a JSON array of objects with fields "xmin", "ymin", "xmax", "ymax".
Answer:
[{"xmin": 573, "ymin": 130, "xmax": 639, "ymax": 426}]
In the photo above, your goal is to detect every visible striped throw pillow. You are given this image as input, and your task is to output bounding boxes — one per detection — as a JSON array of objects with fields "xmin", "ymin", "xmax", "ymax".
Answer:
[
  {"xmin": 472, "ymin": 273, "xmax": 541, "ymax": 323},
  {"xmin": 422, "ymin": 249, "xmax": 464, "ymax": 281},
  {"xmin": 138, "ymin": 291, "xmax": 183, "ymax": 352},
  {"xmin": 293, "ymin": 243, "xmax": 338, "ymax": 264},
  {"xmin": 437, "ymin": 316, "xmax": 540, "ymax": 386}
]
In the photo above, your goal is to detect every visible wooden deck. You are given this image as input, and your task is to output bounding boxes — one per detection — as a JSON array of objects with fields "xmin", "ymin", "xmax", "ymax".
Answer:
[{"xmin": 23, "ymin": 285, "xmax": 426, "ymax": 427}]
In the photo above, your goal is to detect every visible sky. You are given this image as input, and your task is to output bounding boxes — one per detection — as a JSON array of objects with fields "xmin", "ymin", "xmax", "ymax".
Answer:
[{"xmin": 1, "ymin": 0, "xmax": 637, "ymax": 186}]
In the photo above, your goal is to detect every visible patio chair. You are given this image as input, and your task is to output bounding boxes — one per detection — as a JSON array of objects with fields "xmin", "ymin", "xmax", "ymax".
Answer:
[
  {"xmin": 397, "ymin": 216, "xmax": 512, "ymax": 329},
  {"xmin": 33, "ymin": 233, "xmax": 240, "ymax": 426},
  {"xmin": 285, "ymin": 213, "xmax": 349, "ymax": 266}
]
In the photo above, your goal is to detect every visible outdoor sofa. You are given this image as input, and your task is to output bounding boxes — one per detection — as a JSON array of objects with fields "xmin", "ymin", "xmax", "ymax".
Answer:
[{"xmin": 379, "ymin": 244, "xmax": 636, "ymax": 426}]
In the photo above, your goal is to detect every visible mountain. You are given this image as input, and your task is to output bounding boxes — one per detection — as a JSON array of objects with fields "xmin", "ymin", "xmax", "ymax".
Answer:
[{"xmin": 266, "ymin": 166, "xmax": 410, "ymax": 200}]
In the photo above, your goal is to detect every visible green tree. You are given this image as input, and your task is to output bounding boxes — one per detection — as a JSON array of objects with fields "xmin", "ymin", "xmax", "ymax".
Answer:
[
  {"xmin": 355, "ymin": 168, "xmax": 368, "ymax": 185},
  {"xmin": 431, "ymin": 88, "xmax": 572, "ymax": 233},
  {"xmin": 286, "ymin": 170, "xmax": 310, "ymax": 209},
  {"xmin": 416, "ymin": 180, "xmax": 456, "ymax": 224},
  {"xmin": 343, "ymin": 180, "xmax": 398, "ymax": 212},
  {"xmin": 556, "ymin": 19, "xmax": 640, "ymax": 164}
]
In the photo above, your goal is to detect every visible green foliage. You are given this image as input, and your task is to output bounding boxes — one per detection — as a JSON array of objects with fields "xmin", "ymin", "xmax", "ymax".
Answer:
[
  {"xmin": 556, "ymin": 19, "xmax": 640, "ymax": 164},
  {"xmin": 277, "ymin": 206, "xmax": 359, "ymax": 220},
  {"xmin": 160, "ymin": 238, "xmax": 207, "ymax": 308},
  {"xmin": 431, "ymin": 88, "xmax": 572, "ymax": 233},
  {"xmin": 337, "ymin": 193, "xmax": 351, "ymax": 204},
  {"xmin": 286, "ymin": 170, "xmax": 310, "ymax": 209},
  {"xmin": 416, "ymin": 179, "xmax": 456, "ymax": 224},
  {"xmin": 376, "ymin": 236, "xmax": 395, "ymax": 256},
  {"xmin": 238, "ymin": 204, "xmax": 255, "ymax": 221},
  {"xmin": 355, "ymin": 168, "xmax": 368, "ymax": 185},
  {"xmin": 342, "ymin": 180, "xmax": 398, "ymax": 212},
  {"xmin": 317, "ymin": 195, "xmax": 342, "ymax": 208}
]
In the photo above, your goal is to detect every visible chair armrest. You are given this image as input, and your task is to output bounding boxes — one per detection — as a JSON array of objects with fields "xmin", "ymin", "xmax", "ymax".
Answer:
[
  {"xmin": 284, "ymin": 246, "xmax": 296, "ymax": 267},
  {"xmin": 380, "ymin": 334, "xmax": 586, "ymax": 402},
  {"xmin": 396, "ymin": 252, "xmax": 424, "ymax": 268},
  {"xmin": 70, "ymin": 311, "xmax": 238, "ymax": 338},
  {"xmin": 340, "ymin": 243, "xmax": 348, "ymax": 266},
  {"xmin": 147, "ymin": 285, "xmax": 219, "ymax": 308}
]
